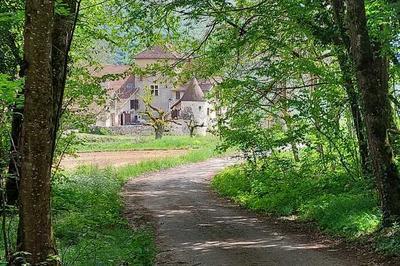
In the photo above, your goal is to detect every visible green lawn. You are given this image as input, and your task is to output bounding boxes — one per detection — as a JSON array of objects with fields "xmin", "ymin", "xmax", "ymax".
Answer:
[{"xmin": 74, "ymin": 134, "xmax": 218, "ymax": 152}]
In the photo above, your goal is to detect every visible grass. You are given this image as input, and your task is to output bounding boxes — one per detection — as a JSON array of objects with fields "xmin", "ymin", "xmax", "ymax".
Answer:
[
  {"xmin": 212, "ymin": 154, "xmax": 400, "ymax": 256},
  {"xmin": 53, "ymin": 140, "xmax": 221, "ymax": 265},
  {"xmin": 0, "ymin": 134, "xmax": 222, "ymax": 264},
  {"xmin": 211, "ymin": 153, "xmax": 399, "ymax": 253},
  {"xmin": 74, "ymin": 134, "xmax": 217, "ymax": 152}
]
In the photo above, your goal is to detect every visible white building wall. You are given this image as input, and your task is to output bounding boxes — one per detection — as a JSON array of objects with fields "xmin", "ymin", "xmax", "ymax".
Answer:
[{"xmin": 181, "ymin": 101, "xmax": 209, "ymax": 135}]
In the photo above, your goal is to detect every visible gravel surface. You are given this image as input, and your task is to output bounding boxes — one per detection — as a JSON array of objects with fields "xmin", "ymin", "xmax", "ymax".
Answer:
[{"xmin": 123, "ymin": 158, "xmax": 375, "ymax": 266}]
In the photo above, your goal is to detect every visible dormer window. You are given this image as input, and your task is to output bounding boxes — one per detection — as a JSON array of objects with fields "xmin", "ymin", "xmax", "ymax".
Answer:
[
  {"xmin": 151, "ymin": 84, "xmax": 159, "ymax": 96},
  {"xmin": 127, "ymin": 83, "xmax": 134, "ymax": 89}
]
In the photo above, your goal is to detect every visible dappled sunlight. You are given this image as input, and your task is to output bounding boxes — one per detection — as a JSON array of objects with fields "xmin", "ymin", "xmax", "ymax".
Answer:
[{"xmin": 124, "ymin": 158, "xmax": 353, "ymax": 265}]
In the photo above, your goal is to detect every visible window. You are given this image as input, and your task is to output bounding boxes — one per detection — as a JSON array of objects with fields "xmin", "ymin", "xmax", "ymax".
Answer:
[
  {"xmin": 176, "ymin": 91, "xmax": 181, "ymax": 100},
  {"xmin": 150, "ymin": 84, "xmax": 159, "ymax": 96},
  {"xmin": 207, "ymin": 108, "xmax": 210, "ymax": 116},
  {"xmin": 198, "ymin": 106, "xmax": 202, "ymax": 111},
  {"xmin": 130, "ymin": 99, "xmax": 139, "ymax": 110},
  {"xmin": 126, "ymin": 83, "xmax": 134, "ymax": 89}
]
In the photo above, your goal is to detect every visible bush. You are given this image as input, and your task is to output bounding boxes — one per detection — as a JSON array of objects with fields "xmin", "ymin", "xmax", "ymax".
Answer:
[
  {"xmin": 212, "ymin": 156, "xmax": 381, "ymax": 239},
  {"xmin": 53, "ymin": 167, "xmax": 155, "ymax": 265},
  {"xmin": 88, "ymin": 126, "xmax": 112, "ymax": 135}
]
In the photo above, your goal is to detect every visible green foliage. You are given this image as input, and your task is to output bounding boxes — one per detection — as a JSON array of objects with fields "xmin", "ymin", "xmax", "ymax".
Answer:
[
  {"xmin": 0, "ymin": 74, "xmax": 22, "ymax": 171},
  {"xmin": 375, "ymin": 224, "xmax": 400, "ymax": 256},
  {"xmin": 0, "ymin": 135, "xmax": 220, "ymax": 264},
  {"xmin": 53, "ymin": 167, "xmax": 155, "ymax": 265},
  {"xmin": 51, "ymin": 139, "xmax": 220, "ymax": 264},
  {"xmin": 212, "ymin": 153, "xmax": 380, "ymax": 239}
]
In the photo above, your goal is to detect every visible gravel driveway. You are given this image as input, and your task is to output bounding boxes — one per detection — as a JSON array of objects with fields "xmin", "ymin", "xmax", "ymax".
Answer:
[{"xmin": 123, "ymin": 158, "xmax": 374, "ymax": 266}]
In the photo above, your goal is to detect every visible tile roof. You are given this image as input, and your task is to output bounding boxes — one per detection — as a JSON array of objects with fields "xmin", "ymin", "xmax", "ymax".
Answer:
[
  {"xmin": 93, "ymin": 64, "xmax": 130, "ymax": 77},
  {"xmin": 115, "ymin": 75, "xmax": 137, "ymax": 99},
  {"xmin": 180, "ymin": 78, "xmax": 205, "ymax": 102},
  {"xmin": 94, "ymin": 65, "xmax": 137, "ymax": 99},
  {"xmin": 134, "ymin": 45, "xmax": 181, "ymax": 60},
  {"xmin": 178, "ymin": 78, "xmax": 213, "ymax": 93},
  {"xmin": 172, "ymin": 78, "xmax": 206, "ymax": 109}
]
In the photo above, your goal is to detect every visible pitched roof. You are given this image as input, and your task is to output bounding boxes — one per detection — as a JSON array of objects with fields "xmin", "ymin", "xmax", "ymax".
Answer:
[
  {"xmin": 178, "ymin": 78, "xmax": 213, "ymax": 92},
  {"xmin": 171, "ymin": 78, "xmax": 206, "ymax": 109},
  {"xmin": 93, "ymin": 65, "xmax": 137, "ymax": 99},
  {"xmin": 115, "ymin": 75, "xmax": 137, "ymax": 99},
  {"xmin": 198, "ymin": 79, "xmax": 213, "ymax": 92},
  {"xmin": 181, "ymin": 78, "xmax": 205, "ymax": 102},
  {"xmin": 92, "ymin": 64, "xmax": 130, "ymax": 77},
  {"xmin": 134, "ymin": 45, "xmax": 181, "ymax": 60}
]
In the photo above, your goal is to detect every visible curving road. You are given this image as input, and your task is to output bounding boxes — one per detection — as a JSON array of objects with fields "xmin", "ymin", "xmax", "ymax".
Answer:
[{"xmin": 123, "ymin": 158, "xmax": 368, "ymax": 266}]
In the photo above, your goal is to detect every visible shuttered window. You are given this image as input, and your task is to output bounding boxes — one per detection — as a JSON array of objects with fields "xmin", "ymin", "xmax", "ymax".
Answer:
[{"xmin": 130, "ymin": 99, "xmax": 139, "ymax": 110}]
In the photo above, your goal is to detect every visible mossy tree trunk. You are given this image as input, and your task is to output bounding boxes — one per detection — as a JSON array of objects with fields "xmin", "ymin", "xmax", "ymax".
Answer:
[
  {"xmin": 17, "ymin": 0, "xmax": 78, "ymax": 263},
  {"xmin": 332, "ymin": 0, "xmax": 371, "ymax": 177},
  {"xmin": 346, "ymin": 0, "xmax": 400, "ymax": 226},
  {"xmin": 18, "ymin": 0, "xmax": 58, "ymax": 263}
]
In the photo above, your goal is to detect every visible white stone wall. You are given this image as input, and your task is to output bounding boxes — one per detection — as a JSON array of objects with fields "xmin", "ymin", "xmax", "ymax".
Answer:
[{"xmin": 181, "ymin": 101, "xmax": 209, "ymax": 135}]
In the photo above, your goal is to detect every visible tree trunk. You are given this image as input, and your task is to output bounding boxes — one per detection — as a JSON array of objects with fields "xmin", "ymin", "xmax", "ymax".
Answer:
[
  {"xmin": 18, "ymin": 0, "xmax": 58, "ymax": 263},
  {"xmin": 291, "ymin": 142, "xmax": 300, "ymax": 162},
  {"xmin": 346, "ymin": 0, "xmax": 400, "ymax": 225},
  {"xmin": 189, "ymin": 127, "xmax": 195, "ymax": 137},
  {"xmin": 332, "ymin": 0, "xmax": 371, "ymax": 177},
  {"xmin": 155, "ymin": 127, "xmax": 164, "ymax": 139},
  {"xmin": 50, "ymin": 0, "xmax": 78, "ymax": 160},
  {"xmin": 6, "ymin": 108, "xmax": 23, "ymax": 205},
  {"xmin": 6, "ymin": 0, "xmax": 78, "ymax": 208},
  {"xmin": 337, "ymin": 51, "xmax": 371, "ymax": 176}
]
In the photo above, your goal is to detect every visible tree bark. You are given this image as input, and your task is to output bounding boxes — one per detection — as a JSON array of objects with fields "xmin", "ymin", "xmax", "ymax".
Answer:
[
  {"xmin": 337, "ymin": 51, "xmax": 371, "ymax": 176},
  {"xmin": 346, "ymin": 0, "xmax": 400, "ymax": 225},
  {"xmin": 331, "ymin": 0, "xmax": 371, "ymax": 177},
  {"xmin": 7, "ymin": 0, "xmax": 79, "ymax": 207},
  {"xmin": 18, "ymin": 0, "xmax": 57, "ymax": 263},
  {"xmin": 50, "ymin": 0, "xmax": 78, "ymax": 160},
  {"xmin": 155, "ymin": 128, "xmax": 164, "ymax": 139}
]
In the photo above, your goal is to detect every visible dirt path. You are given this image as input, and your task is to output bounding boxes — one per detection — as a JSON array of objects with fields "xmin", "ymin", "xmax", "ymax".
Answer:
[
  {"xmin": 61, "ymin": 149, "xmax": 187, "ymax": 169},
  {"xmin": 123, "ymin": 158, "xmax": 374, "ymax": 266}
]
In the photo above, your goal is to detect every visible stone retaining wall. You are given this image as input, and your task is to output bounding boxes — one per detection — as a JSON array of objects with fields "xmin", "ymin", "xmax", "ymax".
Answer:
[{"xmin": 93, "ymin": 120, "xmax": 191, "ymax": 136}]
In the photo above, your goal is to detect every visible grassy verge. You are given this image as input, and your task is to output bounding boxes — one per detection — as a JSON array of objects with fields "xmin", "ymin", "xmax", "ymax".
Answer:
[
  {"xmin": 53, "ymin": 144, "xmax": 220, "ymax": 265},
  {"xmin": 74, "ymin": 134, "xmax": 217, "ymax": 152},
  {"xmin": 211, "ymin": 155, "xmax": 400, "ymax": 256}
]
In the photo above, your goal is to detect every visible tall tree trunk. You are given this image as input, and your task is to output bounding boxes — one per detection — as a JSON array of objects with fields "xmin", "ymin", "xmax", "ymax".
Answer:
[
  {"xmin": 50, "ymin": 0, "xmax": 78, "ymax": 160},
  {"xmin": 17, "ymin": 1, "xmax": 79, "ymax": 261},
  {"xmin": 337, "ymin": 52, "xmax": 370, "ymax": 176},
  {"xmin": 18, "ymin": 0, "xmax": 57, "ymax": 263},
  {"xmin": 7, "ymin": 0, "xmax": 79, "ymax": 207},
  {"xmin": 331, "ymin": 0, "xmax": 371, "ymax": 177},
  {"xmin": 346, "ymin": 0, "xmax": 400, "ymax": 226}
]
